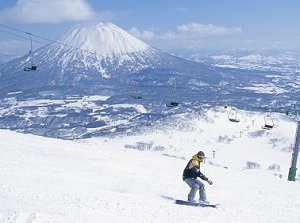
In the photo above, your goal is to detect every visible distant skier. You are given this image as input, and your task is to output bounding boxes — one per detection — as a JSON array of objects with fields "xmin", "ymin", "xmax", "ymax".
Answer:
[{"xmin": 182, "ymin": 151, "xmax": 213, "ymax": 204}]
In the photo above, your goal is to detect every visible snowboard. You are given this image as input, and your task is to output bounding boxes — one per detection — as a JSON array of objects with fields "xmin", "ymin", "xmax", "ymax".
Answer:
[{"xmin": 175, "ymin": 199, "xmax": 219, "ymax": 208}]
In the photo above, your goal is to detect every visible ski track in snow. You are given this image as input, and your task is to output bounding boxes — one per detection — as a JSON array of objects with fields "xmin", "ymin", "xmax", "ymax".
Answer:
[{"xmin": 1, "ymin": 108, "xmax": 300, "ymax": 223}]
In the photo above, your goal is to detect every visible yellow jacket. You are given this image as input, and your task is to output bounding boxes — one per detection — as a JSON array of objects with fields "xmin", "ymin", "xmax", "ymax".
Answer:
[
  {"xmin": 183, "ymin": 155, "xmax": 208, "ymax": 180},
  {"xmin": 188, "ymin": 155, "xmax": 201, "ymax": 169}
]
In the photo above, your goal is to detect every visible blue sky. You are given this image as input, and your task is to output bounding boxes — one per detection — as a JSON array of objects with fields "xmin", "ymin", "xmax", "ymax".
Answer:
[{"xmin": 0, "ymin": 0, "xmax": 299, "ymax": 55}]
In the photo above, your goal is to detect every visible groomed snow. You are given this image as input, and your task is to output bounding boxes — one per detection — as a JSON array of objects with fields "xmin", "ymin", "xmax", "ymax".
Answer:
[{"xmin": 1, "ymin": 107, "xmax": 300, "ymax": 223}]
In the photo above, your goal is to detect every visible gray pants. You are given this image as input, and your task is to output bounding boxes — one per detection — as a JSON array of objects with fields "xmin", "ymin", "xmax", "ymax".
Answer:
[{"xmin": 184, "ymin": 178, "xmax": 207, "ymax": 201}]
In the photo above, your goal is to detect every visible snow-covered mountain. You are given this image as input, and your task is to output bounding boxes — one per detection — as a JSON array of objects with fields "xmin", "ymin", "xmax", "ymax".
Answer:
[
  {"xmin": 0, "ymin": 22, "xmax": 219, "ymax": 97},
  {"xmin": 0, "ymin": 22, "xmax": 299, "ymax": 139},
  {"xmin": 26, "ymin": 22, "xmax": 160, "ymax": 78}
]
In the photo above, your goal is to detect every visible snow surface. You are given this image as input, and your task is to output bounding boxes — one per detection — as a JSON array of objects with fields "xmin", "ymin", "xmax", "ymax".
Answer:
[{"xmin": 1, "ymin": 107, "xmax": 300, "ymax": 223}]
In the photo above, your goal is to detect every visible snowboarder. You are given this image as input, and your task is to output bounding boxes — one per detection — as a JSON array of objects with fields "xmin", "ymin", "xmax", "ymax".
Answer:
[{"xmin": 182, "ymin": 151, "xmax": 213, "ymax": 204}]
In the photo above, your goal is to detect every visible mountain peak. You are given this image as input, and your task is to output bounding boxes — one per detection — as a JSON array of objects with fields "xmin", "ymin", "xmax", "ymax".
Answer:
[{"xmin": 59, "ymin": 22, "xmax": 150, "ymax": 57}]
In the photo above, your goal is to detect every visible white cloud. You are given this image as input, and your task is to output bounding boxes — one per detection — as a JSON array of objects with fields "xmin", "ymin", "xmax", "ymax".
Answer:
[
  {"xmin": 128, "ymin": 22, "xmax": 243, "ymax": 51},
  {"xmin": 128, "ymin": 27, "xmax": 155, "ymax": 40},
  {"xmin": 176, "ymin": 22, "xmax": 242, "ymax": 36},
  {"xmin": 129, "ymin": 22, "xmax": 242, "ymax": 41},
  {"xmin": 0, "ymin": 0, "xmax": 97, "ymax": 23}
]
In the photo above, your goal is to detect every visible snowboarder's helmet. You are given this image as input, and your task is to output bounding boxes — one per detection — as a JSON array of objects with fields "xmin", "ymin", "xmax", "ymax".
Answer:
[{"xmin": 197, "ymin": 151, "xmax": 206, "ymax": 159}]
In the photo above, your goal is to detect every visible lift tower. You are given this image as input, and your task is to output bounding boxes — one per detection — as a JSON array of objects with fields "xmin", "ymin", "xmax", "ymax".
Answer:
[{"xmin": 288, "ymin": 121, "xmax": 300, "ymax": 181}]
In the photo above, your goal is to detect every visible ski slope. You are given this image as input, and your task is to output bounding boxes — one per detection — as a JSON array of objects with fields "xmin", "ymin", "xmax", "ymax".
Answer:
[{"xmin": 1, "ymin": 107, "xmax": 300, "ymax": 223}]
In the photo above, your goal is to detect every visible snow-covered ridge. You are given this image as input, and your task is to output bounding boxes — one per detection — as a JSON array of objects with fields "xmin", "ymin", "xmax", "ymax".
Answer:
[
  {"xmin": 59, "ymin": 22, "xmax": 150, "ymax": 57},
  {"xmin": 190, "ymin": 50, "xmax": 300, "ymax": 73}
]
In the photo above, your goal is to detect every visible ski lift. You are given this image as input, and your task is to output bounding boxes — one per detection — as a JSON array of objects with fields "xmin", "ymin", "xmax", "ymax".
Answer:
[
  {"xmin": 24, "ymin": 33, "xmax": 37, "ymax": 72},
  {"xmin": 130, "ymin": 79, "xmax": 142, "ymax": 100},
  {"xmin": 166, "ymin": 77, "xmax": 179, "ymax": 107},
  {"xmin": 228, "ymin": 107, "xmax": 240, "ymax": 122},
  {"xmin": 262, "ymin": 114, "xmax": 274, "ymax": 130}
]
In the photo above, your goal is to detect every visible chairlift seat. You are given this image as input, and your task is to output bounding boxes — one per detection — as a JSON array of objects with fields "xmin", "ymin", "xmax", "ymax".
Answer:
[
  {"xmin": 24, "ymin": 66, "xmax": 37, "ymax": 72},
  {"xmin": 263, "ymin": 114, "xmax": 274, "ymax": 130},
  {"xmin": 131, "ymin": 95, "xmax": 142, "ymax": 100},
  {"xmin": 262, "ymin": 124, "xmax": 274, "ymax": 129},
  {"xmin": 228, "ymin": 118, "xmax": 240, "ymax": 123},
  {"xmin": 228, "ymin": 107, "xmax": 239, "ymax": 123},
  {"xmin": 166, "ymin": 101, "xmax": 179, "ymax": 107}
]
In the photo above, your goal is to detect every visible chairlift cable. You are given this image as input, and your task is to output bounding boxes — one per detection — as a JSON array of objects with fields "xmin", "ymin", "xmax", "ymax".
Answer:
[
  {"xmin": 0, "ymin": 23, "xmax": 105, "ymax": 58},
  {"xmin": 0, "ymin": 28, "xmax": 55, "ymax": 47},
  {"xmin": 0, "ymin": 29, "xmax": 29, "ymax": 41}
]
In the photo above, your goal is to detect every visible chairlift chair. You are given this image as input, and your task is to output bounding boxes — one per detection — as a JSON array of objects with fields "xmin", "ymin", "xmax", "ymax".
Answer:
[
  {"xmin": 24, "ymin": 33, "xmax": 38, "ymax": 72},
  {"xmin": 228, "ymin": 107, "xmax": 240, "ymax": 122},
  {"xmin": 166, "ymin": 101, "xmax": 179, "ymax": 107},
  {"xmin": 130, "ymin": 95, "xmax": 143, "ymax": 100},
  {"xmin": 262, "ymin": 114, "xmax": 274, "ymax": 130},
  {"xmin": 24, "ymin": 65, "xmax": 37, "ymax": 72},
  {"xmin": 166, "ymin": 77, "xmax": 179, "ymax": 108},
  {"xmin": 130, "ymin": 79, "xmax": 142, "ymax": 100}
]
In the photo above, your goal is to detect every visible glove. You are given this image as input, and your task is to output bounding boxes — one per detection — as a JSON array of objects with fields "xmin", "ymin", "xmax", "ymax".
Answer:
[{"xmin": 207, "ymin": 179, "xmax": 213, "ymax": 185}]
